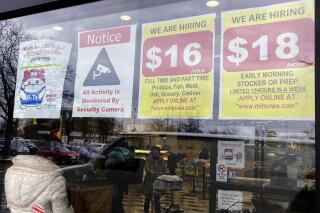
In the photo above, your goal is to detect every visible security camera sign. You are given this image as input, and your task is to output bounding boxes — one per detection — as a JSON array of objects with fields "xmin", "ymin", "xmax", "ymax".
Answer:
[{"xmin": 73, "ymin": 25, "xmax": 136, "ymax": 117}]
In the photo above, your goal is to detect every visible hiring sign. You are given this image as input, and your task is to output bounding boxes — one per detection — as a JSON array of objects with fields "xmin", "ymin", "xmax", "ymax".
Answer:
[
  {"xmin": 219, "ymin": 1, "xmax": 314, "ymax": 120},
  {"xmin": 73, "ymin": 25, "xmax": 136, "ymax": 118},
  {"xmin": 138, "ymin": 14, "xmax": 216, "ymax": 119}
]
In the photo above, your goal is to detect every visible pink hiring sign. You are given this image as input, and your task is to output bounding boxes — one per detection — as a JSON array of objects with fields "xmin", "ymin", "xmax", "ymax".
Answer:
[{"xmin": 223, "ymin": 19, "xmax": 314, "ymax": 72}]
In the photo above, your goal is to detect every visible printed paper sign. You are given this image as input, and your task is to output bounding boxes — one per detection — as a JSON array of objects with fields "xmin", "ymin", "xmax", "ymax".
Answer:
[
  {"xmin": 216, "ymin": 163, "xmax": 228, "ymax": 182},
  {"xmin": 73, "ymin": 25, "xmax": 136, "ymax": 117},
  {"xmin": 220, "ymin": 1, "xmax": 314, "ymax": 120},
  {"xmin": 138, "ymin": 14, "xmax": 215, "ymax": 119},
  {"xmin": 13, "ymin": 39, "xmax": 72, "ymax": 118},
  {"xmin": 218, "ymin": 190, "xmax": 243, "ymax": 211},
  {"xmin": 218, "ymin": 141, "xmax": 245, "ymax": 168}
]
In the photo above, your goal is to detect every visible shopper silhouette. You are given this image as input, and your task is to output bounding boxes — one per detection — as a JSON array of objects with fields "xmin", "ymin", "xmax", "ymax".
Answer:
[
  {"xmin": 142, "ymin": 146, "xmax": 166, "ymax": 213},
  {"xmin": 167, "ymin": 151, "xmax": 178, "ymax": 175}
]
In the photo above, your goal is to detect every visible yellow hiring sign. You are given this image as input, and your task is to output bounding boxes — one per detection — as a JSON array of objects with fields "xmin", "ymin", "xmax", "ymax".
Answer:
[
  {"xmin": 138, "ymin": 14, "xmax": 216, "ymax": 119},
  {"xmin": 220, "ymin": 0, "xmax": 314, "ymax": 120}
]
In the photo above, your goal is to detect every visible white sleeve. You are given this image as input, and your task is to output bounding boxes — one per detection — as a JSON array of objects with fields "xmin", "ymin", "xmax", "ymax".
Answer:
[{"xmin": 49, "ymin": 176, "xmax": 74, "ymax": 213}]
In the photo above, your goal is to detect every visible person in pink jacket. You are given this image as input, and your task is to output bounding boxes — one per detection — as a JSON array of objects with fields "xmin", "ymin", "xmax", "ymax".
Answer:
[{"xmin": 5, "ymin": 155, "xmax": 74, "ymax": 213}]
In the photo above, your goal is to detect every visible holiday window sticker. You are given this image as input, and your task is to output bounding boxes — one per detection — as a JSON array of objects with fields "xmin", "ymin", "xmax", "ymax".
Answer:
[{"xmin": 13, "ymin": 39, "xmax": 72, "ymax": 118}]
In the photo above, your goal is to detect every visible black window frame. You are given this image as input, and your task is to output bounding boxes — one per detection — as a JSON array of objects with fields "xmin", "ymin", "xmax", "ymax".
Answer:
[{"xmin": 0, "ymin": 1, "xmax": 318, "ymax": 213}]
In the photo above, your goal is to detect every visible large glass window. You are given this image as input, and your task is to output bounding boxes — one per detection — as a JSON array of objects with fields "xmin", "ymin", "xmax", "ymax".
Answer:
[{"xmin": 0, "ymin": 0, "xmax": 315, "ymax": 212}]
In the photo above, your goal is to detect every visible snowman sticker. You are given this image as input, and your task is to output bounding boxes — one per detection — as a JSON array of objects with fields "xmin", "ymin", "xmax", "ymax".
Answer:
[{"xmin": 19, "ymin": 69, "xmax": 46, "ymax": 109}]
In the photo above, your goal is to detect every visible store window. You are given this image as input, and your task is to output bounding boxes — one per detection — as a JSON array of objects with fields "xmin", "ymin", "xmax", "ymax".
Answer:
[{"xmin": 0, "ymin": 0, "xmax": 316, "ymax": 213}]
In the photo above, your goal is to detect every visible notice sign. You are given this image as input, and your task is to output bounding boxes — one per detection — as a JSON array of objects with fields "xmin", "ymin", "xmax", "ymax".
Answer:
[
  {"xmin": 216, "ymin": 163, "xmax": 228, "ymax": 182},
  {"xmin": 73, "ymin": 25, "xmax": 136, "ymax": 117},
  {"xmin": 138, "ymin": 14, "xmax": 215, "ymax": 118},
  {"xmin": 13, "ymin": 39, "xmax": 72, "ymax": 118},
  {"xmin": 218, "ymin": 141, "xmax": 245, "ymax": 168},
  {"xmin": 218, "ymin": 190, "xmax": 243, "ymax": 211},
  {"xmin": 220, "ymin": 1, "xmax": 314, "ymax": 120}
]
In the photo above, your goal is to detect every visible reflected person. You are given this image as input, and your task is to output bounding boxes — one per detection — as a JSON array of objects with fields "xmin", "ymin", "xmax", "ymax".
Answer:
[{"xmin": 142, "ymin": 146, "xmax": 166, "ymax": 213}]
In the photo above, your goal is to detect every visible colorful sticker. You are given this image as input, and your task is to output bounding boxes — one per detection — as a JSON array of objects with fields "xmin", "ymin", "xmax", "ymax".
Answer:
[
  {"xmin": 218, "ymin": 141, "xmax": 245, "ymax": 168},
  {"xmin": 13, "ymin": 39, "xmax": 72, "ymax": 118}
]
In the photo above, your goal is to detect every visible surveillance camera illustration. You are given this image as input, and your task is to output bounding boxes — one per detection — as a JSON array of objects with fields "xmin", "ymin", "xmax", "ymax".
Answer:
[
  {"xmin": 83, "ymin": 48, "xmax": 120, "ymax": 86},
  {"xmin": 93, "ymin": 64, "xmax": 111, "ymax": 80}
]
